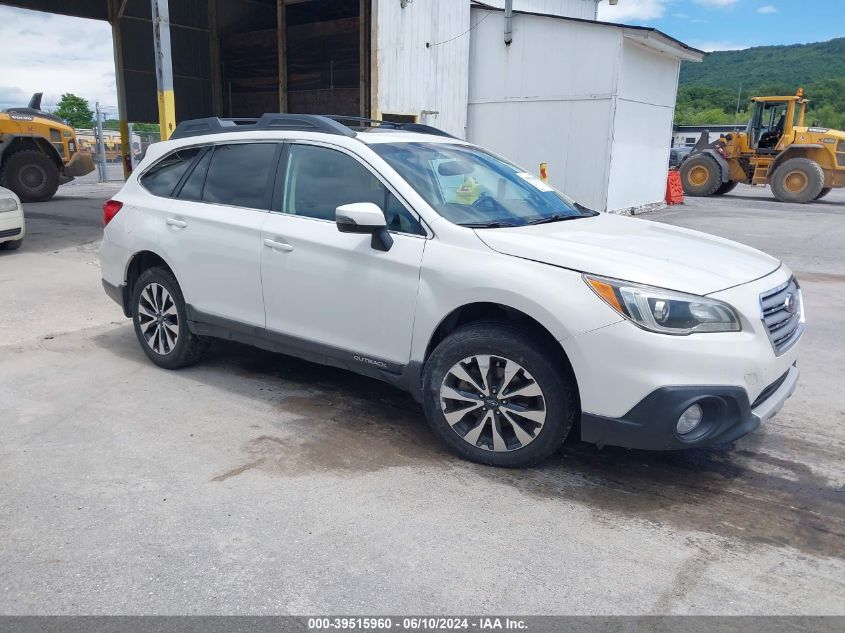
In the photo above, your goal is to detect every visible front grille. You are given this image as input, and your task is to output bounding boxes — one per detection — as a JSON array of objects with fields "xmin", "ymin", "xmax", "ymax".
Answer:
[
  {"xmin": 760, "ymin": 278, "xmax": 803, "ymax": 355},
  {"xmin": 751, "ymin": 369, "xmax": 790, "ymax": 408},
  {"xmin": 0, "ymin": 227, "xmax": 21, "ymax": 238}
]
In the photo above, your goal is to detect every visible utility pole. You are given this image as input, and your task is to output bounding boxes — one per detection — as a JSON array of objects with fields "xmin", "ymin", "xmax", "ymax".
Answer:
[
  {"xmin": 734, "ymin": 80, "xmax": 744, "ymax": 128},
  {"xmin": 151, "ymin": 0, "xmax": 176, "ymax": 140},
  {"xmin": 95, "ymin": 102, "xmax": 107, "ymax": 183}
]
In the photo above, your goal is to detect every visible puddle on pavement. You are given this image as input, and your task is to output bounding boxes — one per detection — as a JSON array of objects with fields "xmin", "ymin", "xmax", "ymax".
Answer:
[{"xmin": 202, "ymin": 342, "xmax": 844, "ymax": 558}]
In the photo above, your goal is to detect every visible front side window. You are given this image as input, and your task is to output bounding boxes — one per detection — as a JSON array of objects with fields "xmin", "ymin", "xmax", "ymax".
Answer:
[
  {"xmin": 202, "ymin": 143, "xmax": 278, "ymax": 210},
  {"xmin": 281, "ymin": 144, "xmax": 424, "ymax": 235},
  {"xmin": 371, "ymin": 142, "xmax": 596, "ymax": 228},
  {"xmin": 140, "ymin": 146, "xmax": 203, "ymax": 197}
]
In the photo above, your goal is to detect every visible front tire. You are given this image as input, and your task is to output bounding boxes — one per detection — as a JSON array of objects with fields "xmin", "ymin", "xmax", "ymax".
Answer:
[
  {"xmin": 816, "ymin": 187, "xmax": 832, "ymax": 200},
  {"xmin": 0, "ymin": 150, "xmax": 60, "ymax": 202},
  {"xmin": 131, "ymin": 267, "xmax": 208, "ymax": 369},
  {"xmin": 680, "ymin": 154, "xmax": 722, "ymax": 197},
  {"xmin": 771, "ymin": 158, "xmax": 824, "ymax": 203},
  {"xmin": 422, "ymin": 323, "xmax": 576, "ymax": 468},
  {"xmin": 1, "ymin": 238, "xmax": 22, "ymax": 250},
  {"xmin": 712, "ymin": 180, "xmax": 738, "ymax": 196}
]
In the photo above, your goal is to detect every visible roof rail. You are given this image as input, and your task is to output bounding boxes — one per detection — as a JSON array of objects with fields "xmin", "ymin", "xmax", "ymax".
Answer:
[
  {"xmin": 326, "ymin": 115, "xmax": 458, "ymax": 139},
  {"xmin": 170, "ymin": 114, "xmax": 357, "ymax": 140}
]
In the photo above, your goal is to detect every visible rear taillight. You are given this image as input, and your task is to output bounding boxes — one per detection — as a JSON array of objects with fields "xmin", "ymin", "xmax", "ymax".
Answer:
[{"xmin": 103, "ymin": 199, "xmax": 123, "ymax": 226}]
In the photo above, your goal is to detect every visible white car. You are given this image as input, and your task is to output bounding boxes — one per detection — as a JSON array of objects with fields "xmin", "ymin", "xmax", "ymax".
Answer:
[
  {"xmin": 0, "ymin": 185, "xmax": 24, "ymax": 250},
  {"xmin": 99, "ymin": 115, "xmax": 803, "ymax": 467}
]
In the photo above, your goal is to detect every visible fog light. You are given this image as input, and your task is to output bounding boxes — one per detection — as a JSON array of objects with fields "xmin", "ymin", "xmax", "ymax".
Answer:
[{"xmin": 677, "ymin": 404, "xmax": 703, "ymax": 435}]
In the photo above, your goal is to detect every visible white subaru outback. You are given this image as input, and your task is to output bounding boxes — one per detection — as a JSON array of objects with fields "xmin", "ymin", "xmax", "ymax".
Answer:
[{"xmin": 99, "ymin": 115, "xmax": 803, "ymax": 467}]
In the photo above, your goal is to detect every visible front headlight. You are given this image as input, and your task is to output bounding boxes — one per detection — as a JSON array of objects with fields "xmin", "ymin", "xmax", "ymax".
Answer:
[
  {"xmin": 584, "ymin": 274, "xmax": 741, "ymax": 335},
  {"xmin": 0, "ymin": 197, "xmax": 19, "ymax": 213}
]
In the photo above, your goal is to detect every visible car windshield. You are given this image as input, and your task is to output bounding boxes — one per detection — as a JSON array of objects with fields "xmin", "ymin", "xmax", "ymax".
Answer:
[{"xmin": 371, "ymin": 142, "xmax": 596, "ymax": 228}]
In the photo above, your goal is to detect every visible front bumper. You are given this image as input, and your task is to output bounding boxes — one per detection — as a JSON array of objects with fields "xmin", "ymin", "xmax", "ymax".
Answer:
[
  {"xmin": 580, "ymin": 364, "xmax": 799, "ymax": 450},
  {"xmin": 0, "ymin": 206, "xmax": 24, "ymax": 243}
]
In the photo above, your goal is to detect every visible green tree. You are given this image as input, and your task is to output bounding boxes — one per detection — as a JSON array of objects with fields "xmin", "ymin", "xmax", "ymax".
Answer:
[{"xmin": 54, "ymin": 93, "xmax": 94, "ymax": 128}]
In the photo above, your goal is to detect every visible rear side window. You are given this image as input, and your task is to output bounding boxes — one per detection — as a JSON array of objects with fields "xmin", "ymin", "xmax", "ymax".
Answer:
[
  {"xmin": 177, "ymin": 149, "xmax": 212, "ymax": 201},
  {"xmin": 202, "ymin": 143, "xmax": 278, "ymax": 210},
  {"xmin": 140, "ymin": 147, "xmax": 202, "ymax": 197}
]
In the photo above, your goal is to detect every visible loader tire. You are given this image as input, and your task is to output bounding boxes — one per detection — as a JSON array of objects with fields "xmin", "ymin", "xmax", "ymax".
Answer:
[
  {"xmin": 771, "ymin": 158, "xmax": 824, "ymax": 204},
  {"xmin": 713, "ymin": 181, "xmax": 738, "ymax": 196},
  {"xmin": 680, "ymin": 154, "xmax": 722, "ymax": 197},
  {"xmin": 816, "ymin": 188, "xmax": 832, "ymax": 200},
  {"xmin": 0, "ymin": 149, "xmax": 60, "ymax": 202}
]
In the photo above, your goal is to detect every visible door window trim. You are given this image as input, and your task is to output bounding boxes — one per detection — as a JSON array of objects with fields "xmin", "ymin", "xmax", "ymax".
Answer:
[{"xmin": 270, "ymin": 140, "xmax": 432, "ymax": 239}]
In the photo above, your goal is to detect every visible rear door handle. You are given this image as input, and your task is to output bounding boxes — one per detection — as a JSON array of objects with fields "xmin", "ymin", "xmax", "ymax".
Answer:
[
  {"xmin": 263, "ymin": 238, "xmax": 294, "ymax": 253},
  {"xmin": 166, "ymin": 218, "xmax": 188, "ymax": 229}
]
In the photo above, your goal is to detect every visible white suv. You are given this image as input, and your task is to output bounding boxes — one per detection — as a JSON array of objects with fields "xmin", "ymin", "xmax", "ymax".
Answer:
[{"xmin": 99, "ymin": 115, "xmax": 803, "ymax": 467}]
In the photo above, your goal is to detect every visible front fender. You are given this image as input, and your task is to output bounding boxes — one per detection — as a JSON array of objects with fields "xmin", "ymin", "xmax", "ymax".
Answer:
[{"xmin": 700, "ymin": 149, "xmax": 731, "ymax": 183}]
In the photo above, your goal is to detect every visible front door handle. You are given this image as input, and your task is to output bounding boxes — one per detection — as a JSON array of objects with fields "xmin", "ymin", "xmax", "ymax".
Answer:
[
  {"xmin": 166, "ymin": 218, "xmax": 188, "ymax": 229},
  {"xmin": 263, "ymin": 238, "xmax": 294, "ymax": 253}
]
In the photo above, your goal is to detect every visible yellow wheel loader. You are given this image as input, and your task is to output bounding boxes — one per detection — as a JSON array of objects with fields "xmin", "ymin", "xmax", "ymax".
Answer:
[
  {"xmin": 0, "ymin": 93, "xmax": 95, "ymax": 202},
  {"xmin": 681, "ymin": 89, "xmax": 845, "ymax": 203}
]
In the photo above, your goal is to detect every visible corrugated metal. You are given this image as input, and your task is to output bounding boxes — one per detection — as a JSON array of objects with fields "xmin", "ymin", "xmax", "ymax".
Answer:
[
  {"xmin": 466, "ymin": 9, "xmax": 620, "ymax": 211},
  {"xmin": 479, "ymin": 0, "xmax": 598, "ymax": 20},
  {"xmin": 374, "ymin": 0, "xmax": 470, "ymax": 137}
]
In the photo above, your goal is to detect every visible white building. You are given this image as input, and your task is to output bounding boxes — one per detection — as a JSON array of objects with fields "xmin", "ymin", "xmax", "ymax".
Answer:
[{"xmin": 374, "ymin": 0, "xmax": 703, "ymax": 213}]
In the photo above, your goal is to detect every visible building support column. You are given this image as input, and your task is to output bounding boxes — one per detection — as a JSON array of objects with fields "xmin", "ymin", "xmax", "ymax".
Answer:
[
  {"xmin": 109, "ymin": 0, "xmax": 131, "ymax": 177},
  {"xmin": 209, "ymin": 0, "xmax": 223, "ymax": 116},
  {"xmin": 151, "ymin": 0, "xmax": 177, "ymax": 139},
  {"xmin": 277, "ymin": 0, "xmax": 288, "ymax": 112}
]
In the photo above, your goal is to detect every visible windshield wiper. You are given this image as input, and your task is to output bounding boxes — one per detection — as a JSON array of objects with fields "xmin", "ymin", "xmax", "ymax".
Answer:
[
  {"xmin": 459, "ymin": 221, "xmax": 519, "ymax": 229},
  {"xmin": 525, "ymin": 213, "xmax": 584, "ymax": 225}
]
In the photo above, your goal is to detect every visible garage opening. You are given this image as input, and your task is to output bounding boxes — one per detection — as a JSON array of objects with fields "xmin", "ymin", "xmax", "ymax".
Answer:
[{"xmin": 218, "ymin": 0, "xmax": 369, "ymax": 119}]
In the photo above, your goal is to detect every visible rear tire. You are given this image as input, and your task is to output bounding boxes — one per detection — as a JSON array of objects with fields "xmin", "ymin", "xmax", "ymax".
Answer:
[
  {"xmin": 421, "ymin": 323, "xmax": 576, "ymax": 468},
  {"xmin": 131, "ymin": 267, "xmax": 208, "ymax": 369},
  {"xmin": 680, "ymin": 154, "xmax": 722, "ymax": 197},
  {"xmin": 712, "ymin": 181, "xmax": 738, "ymax": 196},
  {"xmin": 0, "ymin": 149, "xmax": 60, "ymax": 202},
  {"xmin": 771, "ymin": 158, "xmax": 824, "ymax": 204},
  {"xmin": 816, "ymin": 187, "xmax": 832, "ymax": 200}
]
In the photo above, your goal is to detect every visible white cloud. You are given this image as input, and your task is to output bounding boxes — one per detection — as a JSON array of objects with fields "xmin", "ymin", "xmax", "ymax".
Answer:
[
  {"xmin": 757, "ymin": 5, "xmax": 778, "ymax": 14},
  {"xmin": 690, "ymin": 40, "xmax": 750, "ymax": 52},
  {"xmin": 597, "ymin": 0, "xmax": 667, "ymax": 22},
  {"xmin": 692, "ymin": 0, "xmax": 739, "ymax": 7},
  {"xmin": 0, "ymin": 7, "xmax": 116, "ymax": 113}
]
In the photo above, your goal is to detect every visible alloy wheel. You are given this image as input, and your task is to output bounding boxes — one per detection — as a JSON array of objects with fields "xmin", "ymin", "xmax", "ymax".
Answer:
[
  {"xmin": 439, "ymin": 354, "xmax": 547, "ymax": 452},
  {"xmin": 137, "ymin": 282, "xmax": 179, "ymax": 355}
]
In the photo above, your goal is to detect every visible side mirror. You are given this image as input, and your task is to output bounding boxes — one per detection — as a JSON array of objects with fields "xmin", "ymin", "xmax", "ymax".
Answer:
[{"xmin": 335, "ymin": 202, "xmax": 393, "ymax": 252}]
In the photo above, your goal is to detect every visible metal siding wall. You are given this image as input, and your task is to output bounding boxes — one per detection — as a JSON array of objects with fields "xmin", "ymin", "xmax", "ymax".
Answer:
[
  {"xmin": 466, "ymin": 9, "xmax": 619, "ymax": 211},
  {"xmin": 605, "ymin": 39, "xmax": 680, "ymax": 211},
  {"xmin": 480, "ymin": 0, "xmax": 598, "ymax": 19},
  {"xmin": 375, "ymin": 0, "xmax": 470, "ymax": 137}
]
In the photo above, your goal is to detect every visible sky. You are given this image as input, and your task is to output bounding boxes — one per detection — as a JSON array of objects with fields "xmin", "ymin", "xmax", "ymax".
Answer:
[
  {"xmin": 0, "ymin": 1, "xmax": 842, "ymax": 114},
  {"xmin": 597, "ymin": 0, "xmax": 845, "ymax": 52}
]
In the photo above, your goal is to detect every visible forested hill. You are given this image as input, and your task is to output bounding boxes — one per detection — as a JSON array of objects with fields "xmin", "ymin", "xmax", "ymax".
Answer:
[{"xmin": 675, "ymin": 37, "xmax": 845, "ymax": 128}]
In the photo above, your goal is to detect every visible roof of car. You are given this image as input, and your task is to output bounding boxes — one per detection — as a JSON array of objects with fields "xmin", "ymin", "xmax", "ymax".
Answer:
[{"xmin": 169, "ymin": 114, "xmax": 465, "ymax": 145}]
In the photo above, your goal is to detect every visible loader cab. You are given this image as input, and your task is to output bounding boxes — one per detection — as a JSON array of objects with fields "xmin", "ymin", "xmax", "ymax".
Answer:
[{"xmin": 747, "ymin": 95, "xmax": 806, "ymax": 151}]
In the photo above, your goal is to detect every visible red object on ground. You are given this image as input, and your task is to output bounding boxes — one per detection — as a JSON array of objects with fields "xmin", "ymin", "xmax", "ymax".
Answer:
[{"xmin": 666, "ymin": 170, "xmax": 684, "ymax": 205}]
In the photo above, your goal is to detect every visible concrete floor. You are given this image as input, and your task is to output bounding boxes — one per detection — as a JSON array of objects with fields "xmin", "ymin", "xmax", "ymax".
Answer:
[{"xmin": 1, "ymin": 182, "xmax": 843, "ymax": 615}]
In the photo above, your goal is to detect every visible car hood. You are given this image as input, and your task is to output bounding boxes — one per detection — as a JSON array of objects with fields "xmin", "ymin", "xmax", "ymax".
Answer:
[{"xmin": 475, "ymin": 213, "xmax": 780, "ymax": 295}]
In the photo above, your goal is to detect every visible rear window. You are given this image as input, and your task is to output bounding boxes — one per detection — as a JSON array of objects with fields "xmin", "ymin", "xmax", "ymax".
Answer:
[
  {"xmin": 202, "ymin": 143, "xmax": 278, "ymax": 210},
  {"xmin": 140, "ymin": 147, "xmax": 202, "ymax": 197}
]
